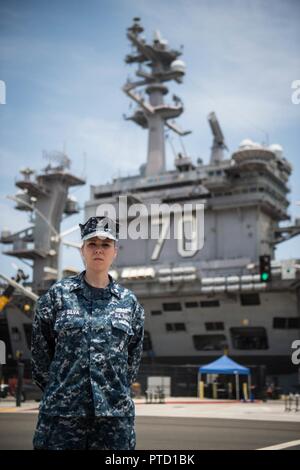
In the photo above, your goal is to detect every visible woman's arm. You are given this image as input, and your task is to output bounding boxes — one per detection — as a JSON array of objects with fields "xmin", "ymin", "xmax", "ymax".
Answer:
[
  {"xmin": 127, "ymin": 300, "xmax": 145, "ymax": 387},
  {"xmin": 31, "ymin": 290, "xmax": 56, "ymax": 392}
]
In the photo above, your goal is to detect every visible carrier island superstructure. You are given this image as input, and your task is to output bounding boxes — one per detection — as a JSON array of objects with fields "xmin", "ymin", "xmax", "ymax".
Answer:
[{"xmin": 84, "ymin": 18, "xmax": 300, "ymax": 390}]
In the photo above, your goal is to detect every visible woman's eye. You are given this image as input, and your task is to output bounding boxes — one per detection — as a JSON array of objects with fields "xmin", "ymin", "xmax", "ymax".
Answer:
[{"xmin": 89, "ymin": 243, "xmax": 110, "ymax": 248}]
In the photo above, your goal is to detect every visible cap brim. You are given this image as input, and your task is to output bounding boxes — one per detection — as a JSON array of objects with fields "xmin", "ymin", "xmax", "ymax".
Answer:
[{"xmin": 82, "ymin": 231, "xmax": 117, "ymax": 241}]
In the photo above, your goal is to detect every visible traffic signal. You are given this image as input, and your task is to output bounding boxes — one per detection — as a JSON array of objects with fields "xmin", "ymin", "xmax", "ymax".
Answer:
[{"xmin": 259, "ymin": 255, "xmax": 272, "ymax": 282}]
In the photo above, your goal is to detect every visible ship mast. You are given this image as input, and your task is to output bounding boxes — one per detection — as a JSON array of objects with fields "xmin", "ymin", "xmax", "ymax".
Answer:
[{"xmin": 123, "ymin": 17, "xmax": 191, "ymax": 176}]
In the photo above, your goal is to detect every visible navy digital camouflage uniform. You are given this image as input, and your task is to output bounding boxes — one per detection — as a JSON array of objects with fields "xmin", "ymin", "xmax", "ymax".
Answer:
[{"xmin": 31, "ymin": 217, "xmax": 145, "ymax": 450}]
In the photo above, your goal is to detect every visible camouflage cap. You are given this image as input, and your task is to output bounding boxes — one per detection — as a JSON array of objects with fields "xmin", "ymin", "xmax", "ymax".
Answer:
[{"xmin": 79, "ymin": 216, "xmax": 119, "ymax": 242}]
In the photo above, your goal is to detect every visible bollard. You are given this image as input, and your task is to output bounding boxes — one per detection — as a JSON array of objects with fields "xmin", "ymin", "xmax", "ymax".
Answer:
[
  {"xmin": 242, "ymin": 382, "xmax": 248, "ymax": 402},
  {"xmin": 199, "ymin": 381, "xmax": 205, "ymax": 399}
]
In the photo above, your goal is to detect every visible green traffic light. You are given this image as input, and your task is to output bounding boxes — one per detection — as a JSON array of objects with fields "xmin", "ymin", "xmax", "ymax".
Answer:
[{"xmin": 261, "ymin": 272, "xmax": 269, "ymax": 281}]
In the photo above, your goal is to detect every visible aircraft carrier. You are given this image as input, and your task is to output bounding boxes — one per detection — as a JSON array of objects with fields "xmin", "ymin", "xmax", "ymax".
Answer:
[{"xmin": 1, "ymin": 17, "xmax": 300, "ymax": 397}]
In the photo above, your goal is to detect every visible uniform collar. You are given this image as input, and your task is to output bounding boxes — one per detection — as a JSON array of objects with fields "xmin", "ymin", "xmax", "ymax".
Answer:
[{"xmin": 69, "ymin": 270, "xmax": 121, "ymax": 299}]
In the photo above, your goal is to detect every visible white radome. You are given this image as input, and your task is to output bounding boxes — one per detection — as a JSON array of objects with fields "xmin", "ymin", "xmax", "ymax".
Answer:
[
  {"xmin": 171, "ymin": 59, "xmax": 186, "ymax": 74},
  {"xmin": 269, "ymin": 144, "xmax": 283, "ymax": 158},
  {"xmin": 239, "ymin": 139, "xmax": 255, "ymax": 149},
  {"xmin": 239, "ymin": 139, "xmax": 262, "ymax": 149}
]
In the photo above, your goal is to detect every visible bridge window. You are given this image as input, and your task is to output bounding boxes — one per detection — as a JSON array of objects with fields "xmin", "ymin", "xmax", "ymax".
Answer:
[
  {"xmin": 193, "ymin": 334, "xmax": 227, "ymax": 351},
  {"xmin": 163, "ymin": 302, "xmax": 182, "ymax": 311},
  {"xmin": 166, "ymin": 323, "xmax": 186, "ymax": 332},
  {"xmin": 185, "ymin": 302, "xmax": 199, "ymax": 308},
  {"xmin": 273, "ymin": 317, "xmax": 300, "ymax": 329},
  {"xmin": 200, "ymin": 300, "xmax": 220, "ymax": 308}
]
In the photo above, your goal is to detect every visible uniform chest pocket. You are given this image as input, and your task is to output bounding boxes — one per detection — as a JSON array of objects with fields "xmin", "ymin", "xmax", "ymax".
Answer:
[
  {"xmin": 110, "ymin": 317, "xmax": 134, "ymax": 352},
  {"xmin": 54, "ymin": 316, "xmax": 85, "ymax": 335}
]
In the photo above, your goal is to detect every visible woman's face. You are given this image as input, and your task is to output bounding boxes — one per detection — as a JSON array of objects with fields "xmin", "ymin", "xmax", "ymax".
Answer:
[{"xmin": 81, "ymin": 237, "xmax": 117, "ymax": 273}]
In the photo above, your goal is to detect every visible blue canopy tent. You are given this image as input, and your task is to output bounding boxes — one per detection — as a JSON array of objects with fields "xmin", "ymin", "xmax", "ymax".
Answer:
[{"xmin": 198, "ymin": 355, "xmax": 251, "ymax": 400}]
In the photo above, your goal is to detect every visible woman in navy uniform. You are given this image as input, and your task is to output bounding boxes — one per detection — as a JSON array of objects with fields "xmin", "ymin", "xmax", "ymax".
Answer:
[{"xmin": 31, "ymin": 216, "xmax": 145, "ymax": 450}]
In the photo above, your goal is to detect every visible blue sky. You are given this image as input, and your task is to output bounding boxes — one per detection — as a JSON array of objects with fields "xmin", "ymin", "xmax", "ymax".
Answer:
[{"xmin": 0, "ymin": 0, "xmax": 299, "ymax": 279}]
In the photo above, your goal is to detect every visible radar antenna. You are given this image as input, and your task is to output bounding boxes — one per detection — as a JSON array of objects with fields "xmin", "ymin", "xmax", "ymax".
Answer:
[{"xmin": 208, "ymin": 111, "xmax": 228, "ymax": 164}]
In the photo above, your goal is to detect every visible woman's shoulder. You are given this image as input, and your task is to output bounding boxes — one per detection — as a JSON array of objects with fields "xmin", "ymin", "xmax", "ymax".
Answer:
[
  {"xmin": 43, "ymin": 272, "xmax": 83, "ymax": 298},
  {"xmin": 113, "ymin": 279, "xmax": 139, "ymax": 302}
]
